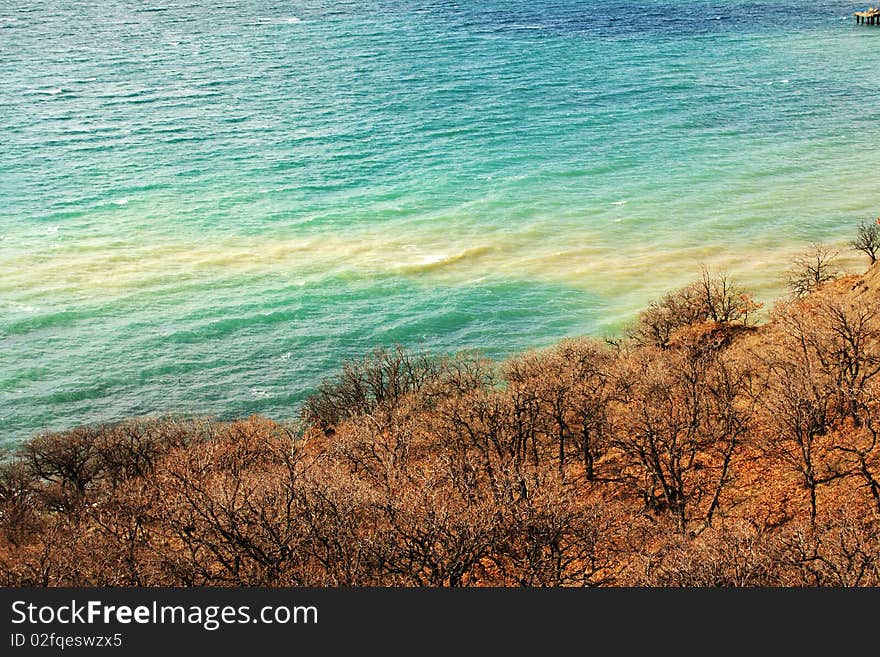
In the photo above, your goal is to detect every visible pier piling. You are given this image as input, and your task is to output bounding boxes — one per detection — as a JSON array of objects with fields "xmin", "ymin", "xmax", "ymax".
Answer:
[{"xmin": 855, "ymin": 7, "xmax": 880, "ymax": 24}]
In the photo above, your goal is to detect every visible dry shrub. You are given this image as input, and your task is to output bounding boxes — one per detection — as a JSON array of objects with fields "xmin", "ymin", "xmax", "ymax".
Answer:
[
  {"xmin": 632, "ymin": 269, "xmax": 760, "ymax": 348},
  {"xmin": 301, "ymin": 346, "xmax": 493, "ymax": 432},
  {"xmin": 636, "ymin": 522, "xmax": 779, "ymax": 587},
  {"xmin": 774, "ymin": 507, "xmax": 880, "ymax": 586}
]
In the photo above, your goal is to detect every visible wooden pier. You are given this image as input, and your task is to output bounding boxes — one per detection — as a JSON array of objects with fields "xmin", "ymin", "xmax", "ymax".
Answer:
[{"xmin": 855, "ymin": 7, "xmax": 880, "ymax": 24}]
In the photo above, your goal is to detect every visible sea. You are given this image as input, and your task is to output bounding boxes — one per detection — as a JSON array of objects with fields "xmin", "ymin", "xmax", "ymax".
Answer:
[{"xmin": 2, "ymin": 0, "xmax": 878, "ymax": 443}]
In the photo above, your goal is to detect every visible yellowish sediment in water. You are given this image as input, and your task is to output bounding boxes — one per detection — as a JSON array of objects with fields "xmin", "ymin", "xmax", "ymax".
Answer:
[{"xmin": 2, "ymin": 223, "xmax": 862, "ymax": 321}]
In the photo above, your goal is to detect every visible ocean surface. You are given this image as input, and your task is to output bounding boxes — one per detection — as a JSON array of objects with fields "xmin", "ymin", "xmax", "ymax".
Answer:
[{"xmin": 2, "ymin": 0, "xmax": 878, "ymax": 444}]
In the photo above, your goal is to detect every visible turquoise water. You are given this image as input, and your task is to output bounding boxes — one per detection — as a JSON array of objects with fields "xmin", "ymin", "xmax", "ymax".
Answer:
[{"xmin": 2, "ymin": 1, "xmax": 878, "ymax": 443}]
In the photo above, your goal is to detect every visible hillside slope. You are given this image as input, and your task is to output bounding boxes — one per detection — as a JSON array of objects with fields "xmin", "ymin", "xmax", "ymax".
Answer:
[{"xmin": 2, "ymin": 266, "xmax": 880, "ymax": 586}]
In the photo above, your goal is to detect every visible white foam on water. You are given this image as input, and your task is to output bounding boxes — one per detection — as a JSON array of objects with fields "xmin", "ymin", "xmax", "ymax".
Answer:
[
  {"xmin": 418, "ymin": 253, "xmax": 449, "ymax": 266},
  {"xmin": 254, "ymin": 16, "xmax": 302, "ymax": 26},
  {"xmin": 611, "ymin": 200, "xmax": 627, "ymax": 206},
  {"xmin": 112, "ymin": 198, "xmax": 129, "ymax": 206},
  {"xmin": 45, "ymin": 226, "xmax": 59, "ymax": 235}
]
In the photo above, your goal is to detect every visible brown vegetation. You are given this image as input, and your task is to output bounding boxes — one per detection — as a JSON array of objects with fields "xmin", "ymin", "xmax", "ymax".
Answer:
[
  {"xmin": 786, "ymin": 243, "xmax": 840, "ymax": 299},
  {"xmin": 3, "ymin": 267, "xmax": 880, "ymax": 586},
  {"xmin": 851, "ymin": 220, "xmax": 880, "ymax": 265}
]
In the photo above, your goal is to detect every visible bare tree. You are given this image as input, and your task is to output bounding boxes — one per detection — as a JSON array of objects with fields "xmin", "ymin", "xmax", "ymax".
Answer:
[
  {"xmin": 632, "ymin": 269, "xmax": 760, "ymax": 348},
  {"xmin": 786, "ymin": 244, "xmax": 840, "ymax": 299},
  {"xmin": 833, "ymin": 404, "xmax": 880, "ymax": 515},
  {"xmin": 610, "ymin": 347, "xmax": 750, "ymax": 532},
  {"xmin": 851, "ymin": 219, "xmax": 880, "ymax": 265},
  {"xmin": 760, "ymin": 307, "xmax": 847, "ymax": 523},
  {"xmin": 503, "ymin": 339, "xmax": 612, "ymax": 481},
  {"xmin": 0, "ymin": 458, "xmax": 40, "ymax": 548},
  {"xmin": 818, "ymin": 299, "xmax": 880, "ymax": 424}
]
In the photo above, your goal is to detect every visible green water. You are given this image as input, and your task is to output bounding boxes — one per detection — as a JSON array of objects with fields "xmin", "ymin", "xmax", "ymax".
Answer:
[{"xmin": 1, "ymin": 0, "xmax": 878, "ymax": 442}]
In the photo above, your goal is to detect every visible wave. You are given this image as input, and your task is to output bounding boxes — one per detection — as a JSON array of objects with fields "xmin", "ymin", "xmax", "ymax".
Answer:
[
  {"xmin": 162, "ymin": 310, "xmax": 303, "ymax": 345},
  {"xmin": 5, "ymin": 309, "xmax": 94, "ymax": 336},
  {"xmin": 253, "ymin": 17, "xmax": 302, "ymax": 26},
  {"xmin": 397, "ymin": 246, "xmax": 493, "ymax": 273}
]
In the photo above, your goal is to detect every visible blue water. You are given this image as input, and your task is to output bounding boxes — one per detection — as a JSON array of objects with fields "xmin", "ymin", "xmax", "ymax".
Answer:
[{"xmin": 1, "ymin": 1, "xmax": 878, "ymax": 443}]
